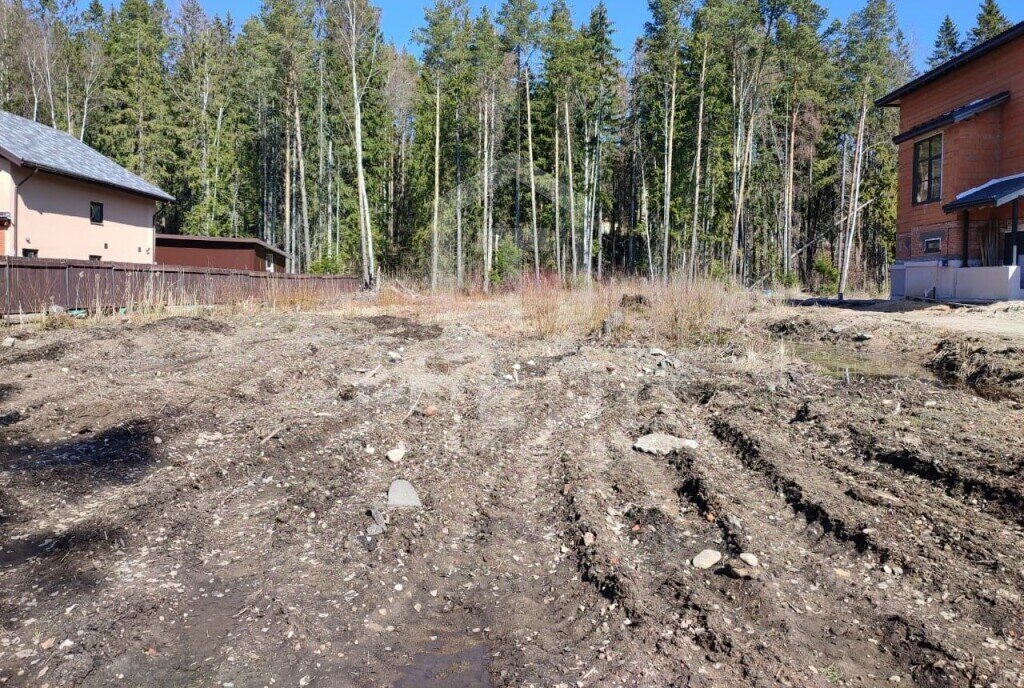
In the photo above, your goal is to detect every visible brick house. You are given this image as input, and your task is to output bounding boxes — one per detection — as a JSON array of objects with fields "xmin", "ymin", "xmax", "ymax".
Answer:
[{"xmin": 878, "ymin": 21, "xmax": 1024, "ymax": 301}]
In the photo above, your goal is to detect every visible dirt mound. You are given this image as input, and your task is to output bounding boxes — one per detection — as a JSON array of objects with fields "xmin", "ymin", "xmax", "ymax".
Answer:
[
  {"xmin": 0, "ymin": 340, "xmax": 69, "ymax": 365},
  {"xmin": 139, "ymin": 316, "xmax": 234, "ymax": 335},
  {"xmin": 364, "ymin": 314, "xmax": 442, "ymax": 341},
  {"xmin": 929, "ymin": 337, "xmax": 1024, "ymax": 400}
]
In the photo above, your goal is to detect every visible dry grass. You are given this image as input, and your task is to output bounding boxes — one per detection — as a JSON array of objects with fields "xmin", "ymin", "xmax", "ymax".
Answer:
[
  {"xmin": 7, "ymin": 271, "xmax": 782, "ymax": 356},
  {"xmin": 515, "ymin": 276, "xmax": 762, "ymax": 345}
]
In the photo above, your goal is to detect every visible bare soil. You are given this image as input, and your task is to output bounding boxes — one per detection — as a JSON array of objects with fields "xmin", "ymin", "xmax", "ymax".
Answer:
[{"xmin": 0, "ymin": 298, "xmax": 1022, "ymax": 687}]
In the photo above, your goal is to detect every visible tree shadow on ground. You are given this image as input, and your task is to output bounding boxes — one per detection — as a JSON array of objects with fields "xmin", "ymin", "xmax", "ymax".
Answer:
[
  {"xmin": 0, "ymin": 383, "xmax": 16, "ymax": 403},
  {"xmin": 2, "ymin": 420, "xmax": 160, "ymax": 499}
]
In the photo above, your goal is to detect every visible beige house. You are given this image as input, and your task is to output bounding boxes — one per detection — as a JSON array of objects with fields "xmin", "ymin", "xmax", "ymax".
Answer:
[{"xmin": 0, "ymin": 110, "xmax": 173, "ymax": 263}]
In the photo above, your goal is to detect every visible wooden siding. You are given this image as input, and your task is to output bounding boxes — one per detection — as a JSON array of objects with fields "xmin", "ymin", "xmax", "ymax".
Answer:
[
  {"xmin": 895, "ymin": 36, "xmax": 1024, "ymax": 260},
  {"xmin": 155, "ymin": 237, "xmax": 286, "ymax": 272}
]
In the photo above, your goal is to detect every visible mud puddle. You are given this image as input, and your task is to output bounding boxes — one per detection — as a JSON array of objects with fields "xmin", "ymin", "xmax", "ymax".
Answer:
[
  {"xmin": 394, "ymin": 638, "xmax": 493, "ymax": 688},
  {"xmin": 789, "ymin": 341, "xmax": 932, "ymax": 381}
]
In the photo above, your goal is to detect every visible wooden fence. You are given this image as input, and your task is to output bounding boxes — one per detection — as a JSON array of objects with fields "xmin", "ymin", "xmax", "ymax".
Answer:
[{"xmin": 0, "ymin": 257, "xmax": 362, "ymax": 315}]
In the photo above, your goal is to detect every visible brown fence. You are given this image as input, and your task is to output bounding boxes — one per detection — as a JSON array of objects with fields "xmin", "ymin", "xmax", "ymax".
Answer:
[{"xmin": 1, "ymin": 257, "xmax": 362, "ymax": 315}]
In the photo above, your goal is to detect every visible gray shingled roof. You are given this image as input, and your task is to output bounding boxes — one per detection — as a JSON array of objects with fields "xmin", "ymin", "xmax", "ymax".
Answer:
[{"xmin": 0, "ymin": 109, "xmax": 174, "ymax": 202}]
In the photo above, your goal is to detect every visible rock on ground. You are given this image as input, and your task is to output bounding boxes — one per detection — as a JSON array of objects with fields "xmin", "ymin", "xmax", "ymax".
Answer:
[
  {"xmin": 692, "ymin": 549, "xmax": 723, "ymax": 570},
  {"xmin": 387, "ymin": 480, "xmax": 422, "ymax": 509},
  {"xmin": 633, "ymin": 433, "xmax": 698, "ymax": 456}
]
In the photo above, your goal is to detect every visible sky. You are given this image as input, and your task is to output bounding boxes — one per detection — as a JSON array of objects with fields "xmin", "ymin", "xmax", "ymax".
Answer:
[{"xmin": 193, "ymin": 0, "xmax": 1014, "ymax": 70}]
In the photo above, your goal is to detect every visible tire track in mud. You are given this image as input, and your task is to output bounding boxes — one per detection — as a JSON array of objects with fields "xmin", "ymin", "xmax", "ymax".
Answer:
[
  {"xmin": 851, "ymin": 427, "xmax": 1024, "ymax": 528},
  {"xmin": 552, "ymin": 372, "xmax": 922, "ymax": 686},
  {"xmin": 703, "ymin": 399, "xmax": 1022, "ymax": 686},
  {"xmin": 367, "ymin": 346, "xmax": 644, "ymax": 688},
  {"xmin": 638, "ymin": 384, "xmax": 958, "ymax": 686}
]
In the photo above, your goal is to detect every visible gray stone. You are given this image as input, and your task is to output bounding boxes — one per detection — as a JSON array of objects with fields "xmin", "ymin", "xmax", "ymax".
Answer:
[
  {"xmin": 387, "ymin": 480, "xmax": 422, "ymax": 509},
  {"xmin": 633, "ymin": 433, "xmax": 698, "ymax": 456},
  {"xmin": 370, "ymin": 506, "xmax": 387, "ymax": 529},
  {"xmin": 853, "ymin": 332, "xmax": 874, "ymax": 342},
  {"xmin": 692, "ymin": 549, "xmax": 722, "ymax": 570},
  {"xmin": 387, "ymin": 351, "xmax": 404, "ymax": 362},
  {"xmin": 366, "ymin": 523, "xmax": 386, "ymax": 537},
  {"xmin": 1, "ymin": 337, "xmax": 15, "ymax": 348},
  {"xmin": 386, "ymin": 443, "xmax": 407, "ymax": 463},
  {"xmin": 739, "ymin": 552, "xmax": 760, "ymax": 568}
]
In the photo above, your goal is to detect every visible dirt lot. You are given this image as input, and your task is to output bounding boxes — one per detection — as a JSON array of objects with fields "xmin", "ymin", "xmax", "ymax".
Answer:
[{"xmin": 0, "ymin": 292, "xmax": 1022, "ymax": 687}]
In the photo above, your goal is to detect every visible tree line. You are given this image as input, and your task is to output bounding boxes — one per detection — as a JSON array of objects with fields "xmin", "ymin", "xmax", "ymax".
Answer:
[{"xmin": 0, "ymin": 0, "xmax": 1015, "ymax": 291}]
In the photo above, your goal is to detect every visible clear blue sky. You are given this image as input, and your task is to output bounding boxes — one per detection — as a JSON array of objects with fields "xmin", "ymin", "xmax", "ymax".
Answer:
[{"xmin": 189, "ymin": 0, "xmax": 1014, "ymax": 70}]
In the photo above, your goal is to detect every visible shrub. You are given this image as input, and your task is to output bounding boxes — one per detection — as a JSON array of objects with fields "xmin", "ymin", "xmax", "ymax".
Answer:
[
  {"xmin": 491, "ymin": 236, "xmax": 522, "ymax": 288},
  {"xmin": 309, "ymin": 255, "xmax": 345, "ymax": 275},
  {"xmin": 812, "ymin": 256, "xmax": 839, "ymax": 295}
]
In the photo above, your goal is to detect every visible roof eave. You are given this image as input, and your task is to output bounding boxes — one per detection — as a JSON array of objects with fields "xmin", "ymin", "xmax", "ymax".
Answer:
[
  {"xmin": 944, "ymin": 198, "xmax": 994, "ymax": 213},
  {"xmin": 0, "ymin": 144, "xmax": 25, "ymax": 167},
  {"xmin": 876, "ymin": 21, "xmax": 1024, "ymax": 108},
  {"xmin": 891, "ymin": 91, "xmax": 1011, "ymax": 145}
]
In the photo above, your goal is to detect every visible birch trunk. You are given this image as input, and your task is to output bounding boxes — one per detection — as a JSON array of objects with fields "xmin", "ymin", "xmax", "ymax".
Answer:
[
  {"xmin": 293, "ymin": 90, "xmax": 311, "ymax": 273},
  {"xmin": 783, "ymin": 104, "xmax": 798, "ymax": 276},
  {"xmin": 524, "ymin": 66, "xmax": 541, "ymax": 281},
  {"xmin": 348, "ymin": 5, "xmax": 375, "ymax": 287},
  {"xmin": 662, "ymin": 65, "xmax": 677, "ymax": 283},
  {"xmin": 430, "ymin": 76, "xmax": 441, "ymax": 292},
  {"xmin": 554, "ymin": 100, "xmax": 562, "ymax": 282},
  {"xmin": 455, "ymin": 108, "xmax": 464, "ymax": 289},
  {"xmin": 641, "ymin": 165, "xmax": 654, "ymax": 280},
  {"xmin": 482, "ymin": 95, "xmax": 491, "ymax": 292},
  {"xmin": 689, "ymin": 41, "xmax": 708, "ymax": 281},
  {"xmin": 284, "ymin": 119, "xmax": 292, "ymax": 272},
  {"xmin": 564, "ymin": 102, "xmax": 578, "ymax": 280},
  {"xmin": 839, "ymin": 90, "xmax": 869, "ymax": 300}
]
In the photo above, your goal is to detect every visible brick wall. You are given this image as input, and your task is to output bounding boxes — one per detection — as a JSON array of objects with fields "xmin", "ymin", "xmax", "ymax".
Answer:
[{"xmin": 894, "ymin": 35, "xmax": 1024, "ymax": 263}]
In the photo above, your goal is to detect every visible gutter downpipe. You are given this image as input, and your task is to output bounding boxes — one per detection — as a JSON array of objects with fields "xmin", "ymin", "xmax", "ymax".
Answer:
[{"xmin": 12, "ymin": 168, "xmax": 39, "ymax": 257}]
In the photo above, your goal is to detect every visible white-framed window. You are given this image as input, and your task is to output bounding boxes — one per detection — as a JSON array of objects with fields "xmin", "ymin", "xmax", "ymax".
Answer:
[{"xmin": 924, "ymin": 237, "xmax": 942, "ymax": 254}]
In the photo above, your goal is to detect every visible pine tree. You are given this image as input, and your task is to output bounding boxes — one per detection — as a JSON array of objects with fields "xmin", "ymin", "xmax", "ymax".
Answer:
[
  {"xmin": 969, "ymin": 0, "xmax": 1011, "ymax": 47},
  {"xmin": 928, "ymin": 15, "xmax": 964, "ymax": 67},
  {"xmin": 90, "ymin": 0, "xmax": 173, "ymax": 199}
]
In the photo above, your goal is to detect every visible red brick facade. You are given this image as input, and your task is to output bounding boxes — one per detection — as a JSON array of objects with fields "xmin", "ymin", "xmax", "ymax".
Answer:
[{"xmin": 892, "ymin": 35, "xmax": 1024, "ymax": 262}]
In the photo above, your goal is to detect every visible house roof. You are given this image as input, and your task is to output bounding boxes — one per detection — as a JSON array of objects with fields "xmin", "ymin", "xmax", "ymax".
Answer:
[
  {"xmin": 943, "ymin": 173, "xmax": 1024, "ymax": 213},
  {"xmin": 877, "ymin": 21, "xmax": 1024, "ymax": 108},
  {"xmin": 0, "ymin": 109, "xmax": 174, "ymax": 203},
  {"xmin": 892, "ymin": 91, "xmax": 1010, "ymax": 144},
  {"xmin": 155, "ymin": 234, "xmax": 288, "ymax": 259}
]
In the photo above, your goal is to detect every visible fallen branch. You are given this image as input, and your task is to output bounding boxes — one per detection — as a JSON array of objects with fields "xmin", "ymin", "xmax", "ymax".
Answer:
[
  {"xmin": 260, "ymin": 425, "xmax": 288, "ymax": 445},
  {"xmin": 402, "ymin": 389, "xmax": 424, "ymax": 423}
]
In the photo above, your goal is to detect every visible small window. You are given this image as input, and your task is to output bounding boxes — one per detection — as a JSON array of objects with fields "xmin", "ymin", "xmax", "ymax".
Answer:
[
  {"xmin": 90, "ymin": 202, "xmax": 104, "ymax": 225},
  {"xmin": 89, "ymin": 255, "xmax": 102, "ymax": 262},
  {"xmin": 22, "ymin": 249, "xmax": 38, "ymax": 258},
  {"xmin": 913, "ymin": 135, "xmax": 942, "ymax": 205},
  {"xmin": 924, "ymin": 238, "xmax": 942, "ymax": 254}
]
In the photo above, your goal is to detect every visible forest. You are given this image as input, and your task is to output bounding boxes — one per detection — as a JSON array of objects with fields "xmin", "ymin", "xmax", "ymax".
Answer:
[{"xmin": 0, "ymin": 0, "xmax": 1015, "ymax": 290}]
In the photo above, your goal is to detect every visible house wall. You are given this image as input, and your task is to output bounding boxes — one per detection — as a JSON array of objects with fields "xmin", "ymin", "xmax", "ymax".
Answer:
[
  {"xmin": 8, "ymin": 163, "xmax": 156, "ymax": 263},
  {"xmin": 895, "ymin": 36, "xmax": 1024, "ymax": 262},
  {"xmin": 155, "ymin": 239, "xmax": 265, "ymax": 271},
  {"xmin": 0, "ymin": 158, "xmax": 13, "ymax": 256}
]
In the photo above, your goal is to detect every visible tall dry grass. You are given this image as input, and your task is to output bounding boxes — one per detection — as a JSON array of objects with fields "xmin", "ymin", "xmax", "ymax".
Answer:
[{"xmin": 515, "ymin": 275, "xmax": 760, "ymax": 345}]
